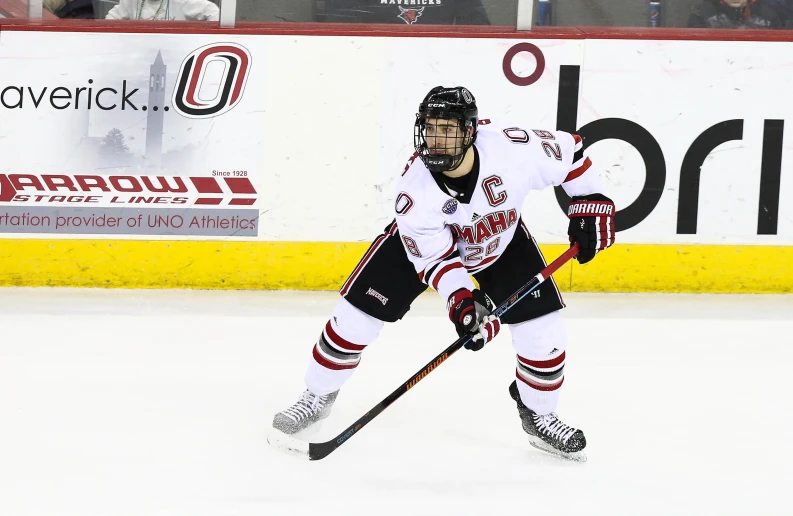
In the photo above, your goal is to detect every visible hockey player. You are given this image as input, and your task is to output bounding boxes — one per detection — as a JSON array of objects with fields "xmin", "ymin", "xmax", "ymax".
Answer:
[{"xmin": 272, "ymin": 86, "xmax": 615, "ymax": 460}]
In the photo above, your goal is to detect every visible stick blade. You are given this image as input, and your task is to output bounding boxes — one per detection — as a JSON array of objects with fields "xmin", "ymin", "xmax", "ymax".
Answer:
[{"xmin": 267, "ymin": 429, "xmax": 310, "ymax": 460}]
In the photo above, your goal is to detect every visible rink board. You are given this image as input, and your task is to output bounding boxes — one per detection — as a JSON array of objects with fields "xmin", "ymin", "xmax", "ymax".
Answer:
[
  {"xmin": 0, "ymin": 239, "xmax": 791, "ymax": 293},
  {"xmin": 1, "ymin": 28, "xmax": 793, "ymax": 293}
]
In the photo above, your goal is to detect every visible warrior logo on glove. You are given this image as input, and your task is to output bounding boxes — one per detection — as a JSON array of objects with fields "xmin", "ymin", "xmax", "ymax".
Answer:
[{"xmin": 567, "ymin": 193, "xmax": 616, "ymax": 264}]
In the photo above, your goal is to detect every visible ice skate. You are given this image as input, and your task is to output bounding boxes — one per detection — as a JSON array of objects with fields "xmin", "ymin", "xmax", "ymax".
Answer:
[
  {"xmin": 509, "ymin": 381, "xmax": 587, "ymax": 462},
  {"xmin": 272, "ymin": 389, "xmax": 339, "ymax": 435}
]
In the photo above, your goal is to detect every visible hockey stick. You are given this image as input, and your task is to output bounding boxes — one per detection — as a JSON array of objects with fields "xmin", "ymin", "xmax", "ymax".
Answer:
[{"xmin": 268, "ymin": 243, "xmax": 580, "ymax": 461}]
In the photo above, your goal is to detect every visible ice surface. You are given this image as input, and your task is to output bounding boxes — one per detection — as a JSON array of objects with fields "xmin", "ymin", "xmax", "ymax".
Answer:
[{"xmin": 1, "ymin": 289, "xmax": 791, "ymax": 516}]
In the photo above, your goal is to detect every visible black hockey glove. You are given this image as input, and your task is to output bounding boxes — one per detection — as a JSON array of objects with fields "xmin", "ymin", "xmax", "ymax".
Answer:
[
  {"xmin": 567, "ymin": 193, "xmax": 616, "ymax": 264},
  {"xmin": 447, "ymin": 288, "xmax": 501, "ymax": 351}
]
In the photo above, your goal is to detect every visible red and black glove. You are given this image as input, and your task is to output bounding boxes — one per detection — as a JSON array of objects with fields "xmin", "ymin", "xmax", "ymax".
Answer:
[
  {"xmin": 447, "ymin": 288, "xmax": 501, "ymax": 351},
  {"xmin": 567, "ymin": 193, "xmax": 616, "ymax": 264}
]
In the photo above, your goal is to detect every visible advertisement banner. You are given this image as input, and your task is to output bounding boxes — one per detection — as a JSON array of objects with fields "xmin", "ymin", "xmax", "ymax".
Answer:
[
  {"xmin": 0, "ymin": 35, "xmax": 261, "ymax": 238},
  {"xmin": 1, "ymin": 28, "xmax": 791, "ymax": 292},
  {"xmin": 1, "ymin": 31, "xmax": 791, "ymax": 246}
]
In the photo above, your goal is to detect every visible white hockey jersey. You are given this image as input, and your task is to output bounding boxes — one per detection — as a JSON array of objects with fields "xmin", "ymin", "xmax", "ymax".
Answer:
[{"xmin": 394, "ymin": 120, "xmax": 604, "ymax": 302}]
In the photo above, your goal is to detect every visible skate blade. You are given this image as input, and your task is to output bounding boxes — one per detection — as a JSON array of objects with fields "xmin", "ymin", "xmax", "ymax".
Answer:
[
  {"xmin": 527, "ymin": 435, "xmax": 587, "ymax": 463},
  {"xmin": 267, "ymin": 428, "xmax": 310, "ymax": 460},
  {"xmin": 297, "ymin": 420, "xmax": 324, "ymax": 439}
]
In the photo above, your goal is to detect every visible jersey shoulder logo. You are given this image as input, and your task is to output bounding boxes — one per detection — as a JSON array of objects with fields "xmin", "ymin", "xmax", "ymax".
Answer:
[
  {"xmin": 395, "ymin": 192, "xmax": 414, "ymax": 215},
  {"xmin": 442, "ymin": 198, "xmax": 458, "ymax": 215}
]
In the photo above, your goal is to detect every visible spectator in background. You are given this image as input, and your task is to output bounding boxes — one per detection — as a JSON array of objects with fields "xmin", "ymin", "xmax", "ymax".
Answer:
[
  {"xmin": 765, "ymin": 0, "xmax": 793, "ymax": 26},
  {"xmin": 106, "ymin": 0, "xmax": 219, "ymax": 20},
  {"xmin": 689, "ymin": 0, "xmax": 783, "ymax": 28},
  {"xmin": 320, "ymin": 0, "xmax": 489, "ymax": 25},
  {"xmin": 44, "ymin": 0, "xmax": 95, "ymax": 18}
]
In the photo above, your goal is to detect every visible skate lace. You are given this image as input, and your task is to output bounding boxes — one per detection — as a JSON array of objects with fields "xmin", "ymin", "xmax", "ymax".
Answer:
[
  {"xmin": 283, "ymin": 391, "xmax": 325, "ymax": 423},
  {"xmin": 533, "ymin": 413, "xmax": 578, "ymax": 443}
]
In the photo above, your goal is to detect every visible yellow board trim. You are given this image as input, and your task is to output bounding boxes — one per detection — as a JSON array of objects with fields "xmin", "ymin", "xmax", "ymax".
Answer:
[{"xmin": 0, "ymin": 240, "xmax": 791, "ymax": 293}]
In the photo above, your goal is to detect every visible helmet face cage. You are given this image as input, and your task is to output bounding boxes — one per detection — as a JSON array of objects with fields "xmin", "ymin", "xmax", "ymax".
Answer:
[
  {"xmin": 414, "ymin": 116, "xmax": 475, "ymax": 173},
  {"xmin": 413, "ymin": 86, "xmax": 478, "ymax": 174}
]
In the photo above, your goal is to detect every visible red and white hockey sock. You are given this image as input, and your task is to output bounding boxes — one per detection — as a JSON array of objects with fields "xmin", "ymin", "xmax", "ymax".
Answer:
[
  {"xmin": 510, "ymin": 311, "xmax": 568, "ymax": 415},
  {"xmin": 305, "ymin": 298, "xmax": 383, "ymax": 396}
]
